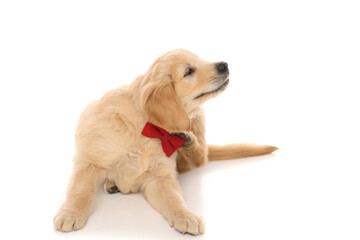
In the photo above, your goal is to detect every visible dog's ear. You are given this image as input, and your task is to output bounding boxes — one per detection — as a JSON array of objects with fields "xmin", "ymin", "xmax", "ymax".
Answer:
[{"xmin": 141, "ymin": 80, "xmax": 191, "ymax": 133}]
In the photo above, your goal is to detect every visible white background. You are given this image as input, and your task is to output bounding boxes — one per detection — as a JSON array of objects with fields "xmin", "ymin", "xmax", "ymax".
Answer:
[{"xmin": 0, "ymin": 0, "xmax": 359, "ymax": 239}]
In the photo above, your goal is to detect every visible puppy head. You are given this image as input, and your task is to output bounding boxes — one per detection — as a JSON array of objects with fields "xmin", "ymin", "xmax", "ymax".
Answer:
[{"xmin": 140, "ymin": 49, "xmax": 229, "ymax": 132}]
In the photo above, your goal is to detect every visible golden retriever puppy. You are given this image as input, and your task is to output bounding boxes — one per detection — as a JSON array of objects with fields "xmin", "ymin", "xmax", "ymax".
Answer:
[{"xmin": 54, "ymin": 49, "xmax": 278, "ymax": 235}]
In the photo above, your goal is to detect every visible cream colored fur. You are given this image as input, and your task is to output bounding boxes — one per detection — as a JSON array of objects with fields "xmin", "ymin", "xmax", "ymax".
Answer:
[{"xmin": 54, "ymin": 49, "xmax": 277, "ymax": 235}]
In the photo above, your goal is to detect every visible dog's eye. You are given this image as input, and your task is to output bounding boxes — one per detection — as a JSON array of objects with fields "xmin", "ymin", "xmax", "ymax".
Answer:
[{"xmin": 184, "ymin": 68, "xmax": 194, "ymax": 77}]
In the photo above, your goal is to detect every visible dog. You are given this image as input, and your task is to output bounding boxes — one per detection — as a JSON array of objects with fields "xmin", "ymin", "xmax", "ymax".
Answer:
[{"xmin": 54, "ymin": 49, "xmax": 278, "ymax": 235}]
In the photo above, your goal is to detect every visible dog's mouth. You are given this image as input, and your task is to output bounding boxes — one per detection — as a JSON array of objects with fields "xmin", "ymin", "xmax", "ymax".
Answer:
[{"xmin": 194, "ymin": 79, "xmax": 230, "ymax": 99}]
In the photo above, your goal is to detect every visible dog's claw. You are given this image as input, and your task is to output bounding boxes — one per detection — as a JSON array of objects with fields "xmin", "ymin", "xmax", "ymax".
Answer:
[{"xmin": 173, "ymin": 132, "xmax": 192, "ymax": 147}]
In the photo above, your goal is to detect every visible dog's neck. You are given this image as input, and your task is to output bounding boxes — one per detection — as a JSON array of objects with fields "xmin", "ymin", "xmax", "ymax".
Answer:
[{"xmin": 129, "ymin": 74, "xmax": 202, "ymax": 126}]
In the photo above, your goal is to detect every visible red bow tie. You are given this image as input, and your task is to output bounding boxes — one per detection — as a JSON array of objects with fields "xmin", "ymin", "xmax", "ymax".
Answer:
[{"xmin": 142, "ymin": 122, "xmax": 185, "ymax": 157}]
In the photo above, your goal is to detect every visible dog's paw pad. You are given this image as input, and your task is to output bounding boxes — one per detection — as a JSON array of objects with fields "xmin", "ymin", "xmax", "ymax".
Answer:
[
  {"xmin": 173, "ymin": 132, "xmax": 192, "ymax": 147},
  {"xmin": 108, "ymin": 185, "xmax": 120, "ymax": 194},
  {"xmin": 104, "ymin": 181, "xmax": 121, "ymax": 194}
]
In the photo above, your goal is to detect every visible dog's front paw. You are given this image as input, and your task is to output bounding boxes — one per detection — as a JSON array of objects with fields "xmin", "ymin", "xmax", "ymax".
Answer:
[
  {"xmin": 169, "ymin": 211, "xmax": 205, "ymax": 235},
  {"xmin": 173, "ymin": 132, "xmax": 192, "ymax": 147},
  {"xmin": 54, "ymin": 209, "xmax": 87, "ymax": 232}
]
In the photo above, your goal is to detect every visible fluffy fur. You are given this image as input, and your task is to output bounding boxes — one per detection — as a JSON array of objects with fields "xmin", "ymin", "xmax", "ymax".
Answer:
[{"xmin": 54, "ymin": 49, "xmax": 278, "ymax": 235}]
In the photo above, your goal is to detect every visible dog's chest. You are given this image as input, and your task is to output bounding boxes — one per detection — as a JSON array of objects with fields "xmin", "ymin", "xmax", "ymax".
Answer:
[{"xmin": 107, "ymin": 137, "xmax": 177, "ymax": 193}]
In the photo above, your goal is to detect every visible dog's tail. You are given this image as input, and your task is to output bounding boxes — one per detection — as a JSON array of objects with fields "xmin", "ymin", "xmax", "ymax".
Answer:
[{"xmin": 207, "ymin": 144, "xmax": 278, "ymax": 161}]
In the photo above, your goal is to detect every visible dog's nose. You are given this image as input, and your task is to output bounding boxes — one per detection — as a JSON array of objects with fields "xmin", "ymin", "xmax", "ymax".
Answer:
[{"xmin": 216, "ymin": 62, "xmax": 229, "ymax": 74}]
